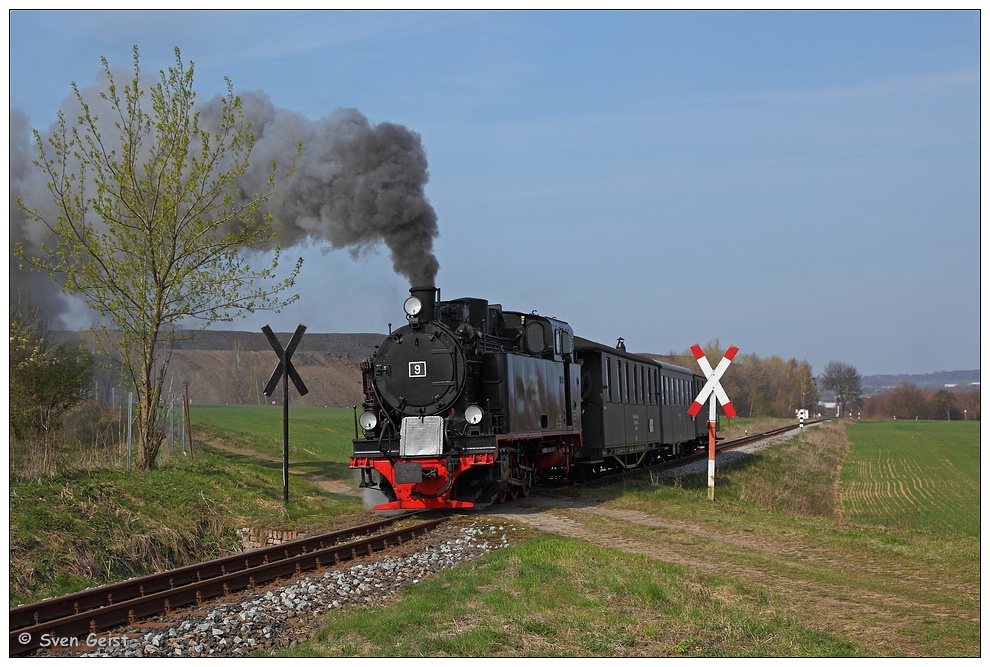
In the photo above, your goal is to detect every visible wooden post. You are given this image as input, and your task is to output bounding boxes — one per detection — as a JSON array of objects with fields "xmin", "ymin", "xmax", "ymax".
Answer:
[{"xmin": 282, "ymin": 346, "xmax": 290, "ymax": 503}]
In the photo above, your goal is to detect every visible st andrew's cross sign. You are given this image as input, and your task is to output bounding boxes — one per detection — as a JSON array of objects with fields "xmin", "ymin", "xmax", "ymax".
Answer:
[
  {"xmin": 687, "ymin": 344, "xmax": 738, "ymax": 419},
  {"xmin": 687, "ymin": 343, "xmax": 738, "ymax": 501},
  {"xmin": 263, "ymin": 324, "xmax": 309, "ymax": 502},
  {"xmin": 263, "ymin": 324, "xmax": 309, "ymax": 398}
]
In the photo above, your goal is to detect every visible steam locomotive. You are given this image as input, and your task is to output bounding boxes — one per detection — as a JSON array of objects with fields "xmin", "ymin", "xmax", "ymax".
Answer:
[{"xmin": 350, "ymin": 286, "xmax": 711, "ymax": 510}]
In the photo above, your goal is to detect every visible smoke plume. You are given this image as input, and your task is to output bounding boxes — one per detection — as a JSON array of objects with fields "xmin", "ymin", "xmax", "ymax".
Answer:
[{"xmin": 10, "ymin": 80, "xmax": 440, "ymax": 326}]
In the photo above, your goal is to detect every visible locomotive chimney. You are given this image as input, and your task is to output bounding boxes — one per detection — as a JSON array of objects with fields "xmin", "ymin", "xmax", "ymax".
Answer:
[{"xmin": 406, "ymin": 285, "xmax": 438, "ymax": 326}]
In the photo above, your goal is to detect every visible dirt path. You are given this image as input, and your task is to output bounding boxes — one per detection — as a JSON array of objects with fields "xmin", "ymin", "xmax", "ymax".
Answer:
[
  {"xmin": 484, "ymin": 493, "xmax": 977, "ymax": 656},
  {"xmin": 198, "ymin": 437, "xmax": 361, "ymax": 497}
]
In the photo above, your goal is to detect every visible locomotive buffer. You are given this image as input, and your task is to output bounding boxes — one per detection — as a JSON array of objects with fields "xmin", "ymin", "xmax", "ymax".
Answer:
[
  {"xmin": 687, "ymin": 344, "xmax": 738, "ymax": 501},
  {"xmin": 262, "ymin": 324, "xmax": 309, "ymax": 503}
]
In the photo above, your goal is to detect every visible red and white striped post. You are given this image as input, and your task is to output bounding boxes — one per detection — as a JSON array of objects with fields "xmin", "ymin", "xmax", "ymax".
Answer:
[{"xmin": 687, "ymin": 344, "xmax": 738, "ymax": 501}]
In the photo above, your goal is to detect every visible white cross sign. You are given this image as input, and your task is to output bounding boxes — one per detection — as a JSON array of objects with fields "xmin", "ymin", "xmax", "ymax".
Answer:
[{"xmin": 688, "ymin": 344, "xmax": 738, "ymax": 419}]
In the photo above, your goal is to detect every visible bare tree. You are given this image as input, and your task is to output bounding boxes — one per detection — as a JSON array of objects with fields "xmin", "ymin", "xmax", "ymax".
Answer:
[
  {"xmin": 931, "ymin": 389, "xmax": 955, "ymax": 420},
  {"xmin": 820, "ymin": 361, "xmax": 863, "ymax": 418}
]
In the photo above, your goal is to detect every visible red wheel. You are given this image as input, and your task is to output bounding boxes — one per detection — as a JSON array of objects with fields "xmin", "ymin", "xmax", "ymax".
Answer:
[
  {"xmin": 497, "ymin": 487, "xmax": 508, "ymax": 504},
  {"xmin": 510, "ymin": 485, "xmax": 521, "ymax": 501}
]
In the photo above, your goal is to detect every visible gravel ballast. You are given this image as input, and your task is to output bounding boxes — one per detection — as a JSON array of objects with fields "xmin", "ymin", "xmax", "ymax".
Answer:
[{"xmin": 37, "ymin": 519, "xmax": 514, "ymax": 657}]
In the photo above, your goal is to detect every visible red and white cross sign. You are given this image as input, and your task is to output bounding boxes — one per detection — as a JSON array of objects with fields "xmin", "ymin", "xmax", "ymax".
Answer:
[{"xmin": 687, "ymin": 344, "xmax": 738, "ymax": 419}]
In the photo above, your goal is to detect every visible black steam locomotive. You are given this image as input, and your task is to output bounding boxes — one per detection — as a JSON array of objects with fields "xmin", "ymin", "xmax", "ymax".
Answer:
[{"xmin": 350, "ymin": 286, "xmax": 711, "ymax": 510}]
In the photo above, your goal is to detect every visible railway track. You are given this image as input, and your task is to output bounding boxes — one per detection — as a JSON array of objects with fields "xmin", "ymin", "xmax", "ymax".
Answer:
[
  {"xmin": 9, "ymin": 515, "xmax": 445, "ymax": 656},
  {"xmin": 715, "ymin": 419, "xmax": 824, "ymax": 453}
]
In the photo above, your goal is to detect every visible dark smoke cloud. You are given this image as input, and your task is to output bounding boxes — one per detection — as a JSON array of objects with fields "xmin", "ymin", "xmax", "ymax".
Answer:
[
  {"xmin": 10, "ymin": 81, "xmax": 440, "ymax": 326},
  {"xmin": 9, "ymin": 107, "xmax": 75, "ymax": 322},
  {"xmin": 200, "ymin": 91, "xmax": 440, "ymax": 286}
]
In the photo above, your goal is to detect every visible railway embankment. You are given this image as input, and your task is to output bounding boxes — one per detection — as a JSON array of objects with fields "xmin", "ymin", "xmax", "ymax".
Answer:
[{"xmin": 9, "ymin": 447, "xmax": 368, "ymax": 609}]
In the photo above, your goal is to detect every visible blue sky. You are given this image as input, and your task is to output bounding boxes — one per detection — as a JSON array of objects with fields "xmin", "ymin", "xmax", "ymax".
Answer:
[{"xmin": 8, "ymin": 10, "xmax": 982, "ymax": 377}]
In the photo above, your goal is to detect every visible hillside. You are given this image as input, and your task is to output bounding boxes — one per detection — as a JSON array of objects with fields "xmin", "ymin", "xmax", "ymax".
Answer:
[
  {"xmin": 76, "ymin": 330, "xmax": 382, "ymax": 408},
  {"xmin": 60, "ymin": 329, "xmax": 981, "ymax": 407}
]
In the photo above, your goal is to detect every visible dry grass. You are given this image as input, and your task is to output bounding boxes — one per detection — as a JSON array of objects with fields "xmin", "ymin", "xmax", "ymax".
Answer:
[{"xmin": 725, "ymin": 423, "xmax": 847, "ymax": 517}]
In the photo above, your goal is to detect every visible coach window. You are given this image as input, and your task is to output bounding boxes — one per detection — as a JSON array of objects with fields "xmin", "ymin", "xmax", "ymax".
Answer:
[
  {"xmin": 624, "ymin": 362, "xmax": 630, "ymax": 403},
  {"xmin": 616, "ymin": 361, "xmax": 622, "ymax": 403},
  {"xmin": 605, "ymin": 358, "xmax": 613, "ymax": 402},
  {"xmin": 619, "ymin": 361, "xmax": 629, "ymax": 403}
]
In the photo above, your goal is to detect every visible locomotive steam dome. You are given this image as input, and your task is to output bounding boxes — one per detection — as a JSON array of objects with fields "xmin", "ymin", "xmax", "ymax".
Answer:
[{"xmin": 373, "ymin": 288, "xmax": 467, "ymax": 417}]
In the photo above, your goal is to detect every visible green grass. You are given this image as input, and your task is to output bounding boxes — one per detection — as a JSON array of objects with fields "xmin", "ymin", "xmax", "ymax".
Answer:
[
  {"xmin": 841, "ymin": 421, "xmax": 980, "ymax": 536},
  {"xmin": 12, "ymin": 409, "xmax": 979, "ymax": 656},
  {"xmin": 285, "ymin": 534, "xmax": 858, "ymax": 657},
  {"xmin": 190, "ymin": 405, "xmax": 356, "ymax": 465},
  {"xmin": 9, "ymin": 446, "xmax": 365, "ymax": 607},
  {"xmin": 280, "ymin": 420, "xmax": 979, "ymax": 657}
]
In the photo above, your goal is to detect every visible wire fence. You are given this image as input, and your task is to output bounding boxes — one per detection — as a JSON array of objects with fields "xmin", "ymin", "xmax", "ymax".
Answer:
[{"xmin": 10, "ymin": 389, "xmax": 195, "ymax": 480}]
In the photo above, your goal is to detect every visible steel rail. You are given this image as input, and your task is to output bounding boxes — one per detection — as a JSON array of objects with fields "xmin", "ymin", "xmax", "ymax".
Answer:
[
  {"xmin": 715, "ymin": 419, "xmax": 824, "ymax": 454},
  {"xmin": 10, "ymin": 516, "xmax": 443, "ymax": 656}
]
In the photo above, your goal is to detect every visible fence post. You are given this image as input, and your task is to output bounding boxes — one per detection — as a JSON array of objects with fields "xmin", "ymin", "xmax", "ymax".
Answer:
[
  {"xmin": 126, "ymin": 392, "xmax": 133, "ymax": 471},
  {"xmin": 184, "ymin": 383, "xmax": 194, "ymax": 459}
]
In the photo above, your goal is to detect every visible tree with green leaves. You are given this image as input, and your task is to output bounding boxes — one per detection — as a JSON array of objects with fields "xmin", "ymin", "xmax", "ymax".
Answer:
[
  {"xmin": 15, "ymin": 46, "xmax": 302, "ymax": 469},
  {"xmin": 820, "ymin": 360, "xmax": 863, "ymax": 418}
]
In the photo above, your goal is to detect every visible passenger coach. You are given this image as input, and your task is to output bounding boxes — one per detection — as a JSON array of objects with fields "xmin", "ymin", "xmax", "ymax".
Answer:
[{"xmin": 574, "ymin": 337, "xmax": 707, "ymax": 474}]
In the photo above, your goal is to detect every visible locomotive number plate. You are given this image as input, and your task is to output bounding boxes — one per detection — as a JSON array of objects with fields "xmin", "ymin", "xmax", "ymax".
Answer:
[{"xmin": 408, "ymin": 361, "xmax": 427, "ymax": 378}]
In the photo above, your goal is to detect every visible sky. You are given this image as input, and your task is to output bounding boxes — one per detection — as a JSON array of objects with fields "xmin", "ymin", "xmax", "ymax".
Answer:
[{"xmin": 7, "ymin": 9, "xmax": 982, "ymax": 378}]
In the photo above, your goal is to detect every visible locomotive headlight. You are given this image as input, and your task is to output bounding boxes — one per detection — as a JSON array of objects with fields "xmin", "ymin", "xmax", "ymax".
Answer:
[
  {"xmin": 464, "ymin": 405, "xmax": 484, "ymax": 425},
  {"xmin": 359, "ymin": 411, "xmax": 379, "ymax": 430},
  {"xmin": 403, "ymin": 296, "xmax": 423, "ymax": 317}
]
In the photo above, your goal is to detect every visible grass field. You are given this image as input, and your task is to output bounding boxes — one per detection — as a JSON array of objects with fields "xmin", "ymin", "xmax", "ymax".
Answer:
[
  {"xmin": 277, "ymin": 419, "xmax": 980, "ymax": 657},
  {"xmin": 190, "ymin": 405, "xmax": 356, "ymax": 463},
  {"xmin": 840, "ymin": 421, "xmax": 980, "ymax": 536},
  {"xmin": 10, "ymin": 411, "xmax": 980, "ymax": 655}
]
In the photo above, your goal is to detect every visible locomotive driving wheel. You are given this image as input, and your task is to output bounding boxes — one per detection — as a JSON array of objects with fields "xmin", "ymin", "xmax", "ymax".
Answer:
[{"xmin": 520, "ymin": 473, "xmax": 532, "ymax": 497}]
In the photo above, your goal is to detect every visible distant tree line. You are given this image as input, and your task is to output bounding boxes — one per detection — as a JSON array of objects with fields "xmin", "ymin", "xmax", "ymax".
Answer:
[{"xmin": 862, "ymin": 383, "xmax": 981, "ymax": 421}]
